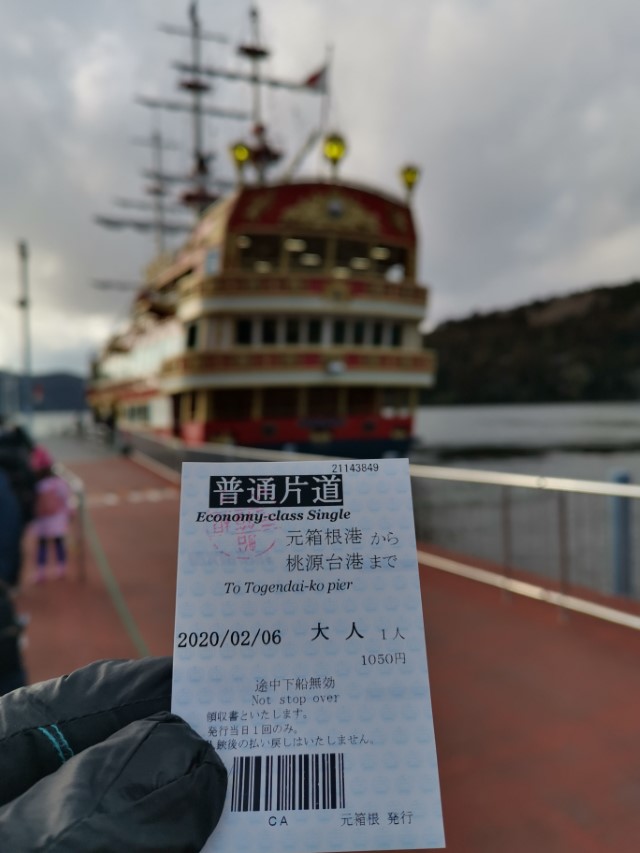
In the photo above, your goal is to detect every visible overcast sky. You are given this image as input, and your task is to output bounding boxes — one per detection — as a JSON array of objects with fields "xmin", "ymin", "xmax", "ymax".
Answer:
[{"xmin": 2, "ymin": 0, "xmax": 640, "ymax": 375}]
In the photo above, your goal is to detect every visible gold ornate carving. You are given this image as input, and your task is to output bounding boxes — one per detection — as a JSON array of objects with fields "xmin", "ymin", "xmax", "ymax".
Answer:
[
  {"xmin": 245, "ymin": 191, "xmax": 275, "ymax": 221},
  {"xmin": 390, "ymin": 209, "xmax": 409, "ymax": 234},
  {"xmin": 326, "ymin": 280, "xmax": 350, "ymax": 301},
  {"xmin": 281, "ymin": 193, "xmax": 379, "ymax": 232}
]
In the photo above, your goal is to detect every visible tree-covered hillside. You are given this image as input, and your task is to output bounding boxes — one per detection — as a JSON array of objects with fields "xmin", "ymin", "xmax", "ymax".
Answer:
[{"xmin": 423, "ymin": 280, "xmax": 640, "ymax": 404}]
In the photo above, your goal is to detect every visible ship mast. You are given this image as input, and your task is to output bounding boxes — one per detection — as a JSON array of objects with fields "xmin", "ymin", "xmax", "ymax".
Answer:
[
  {"xmin": 93, "ymin": 124, "xmax": 193, "ymax": 251},
  {"xmin": 177, "ymin": 6, "xmax": 329, "ymax": 185},
  {"xmin": 95, "ymin": 3, "xmax": 331, "ymax": 252},
  {"xmin": 145, "ymin": 0, "xmax": 249, "ymax": 213},
  {"xmin": 95, "ymin": 0, "xmax": 250, "ymax": 246}
]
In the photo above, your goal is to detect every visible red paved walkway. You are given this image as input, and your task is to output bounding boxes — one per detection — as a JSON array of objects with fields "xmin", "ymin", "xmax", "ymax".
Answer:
[{"xmin": 14, "ymin": 446, "xmax": 640, "ymax": 852}]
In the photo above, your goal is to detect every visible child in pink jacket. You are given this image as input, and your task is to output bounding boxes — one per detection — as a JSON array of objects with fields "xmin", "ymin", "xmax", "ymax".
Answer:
[{"xmin": 31, "ymin": 451, "xmax": 73, "ymax": 582}]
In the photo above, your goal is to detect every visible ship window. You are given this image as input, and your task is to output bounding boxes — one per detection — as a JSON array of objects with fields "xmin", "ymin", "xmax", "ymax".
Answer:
[
  {"xmin": 235, "ymin": 319, "xmax": 252, "ymax": 345},
  {"xmin": 263, "ymin": 387, "xmax": 297, "ymax": 418},
  {"xmin": 284, "ymin": 237, "xmax": 306, "ymax": 252},
  {"xmin": 285, "ymin": 319, "xmax": 299, "ymax": 344},
  {"xmin": 308, "ymin": 387, "xmax": 339, "ymax": 417},
  {"xmin": 332, "ymin": 320, "xmax": 346, "ymax": 345},
  {"xmin": 308, "ymin": 318, "xmax": 322, "ymax": 344},
  {"xmin": 332, "ymin": 267, "xmax": 350, "ymax": 279},
  {"xmin": 215, "ymin": 389, "xmax": 252, "ymax": 420},
  {"xmin": 336, "ymin": 240, "xmax": 370, "ymax": 271},
  {"xmin": 373, "ymin": 322, "xmax": 384, "ymax": 346},
  {"xmin": 391, "ymin": 323, "xmax": 403, "ymax": 347},
  {"xmin": 238, "ymin": 234, "xmax": 281, "ymax": 271},
  {"xmin": 186, "ymin": 322, "xmax": 198, "ymax": 350},
  {"xmin": 383, "ymin": 388, "xmax": 410, "ymax": 414},
  {"xmin": 370, "ymin": 245, "xmax": 407, "ymax": 280},
  {"xmin": 289, "ymin": 237, "xmax": 327, "ymax": 271},
  {"xmin": 353, "ymin": 320, "xmax": 365, "ymax": 345},
  {"xmin": 350, "ymin": 257, "xmax": 370, "ymax": 271},
  {"xmin": 385, "ymin": 263, "xmax": 405, "ymax": 283},
  {"xmin": 262, "ymin": 318, "xmax": 277, "ymax": 344},
  {"xmin": 300, "ymin": 253, "xmax": 321, "ymax": 267},
  {"xmin": 349, "ymin": 388, "xmax": 375, "ymax": 415}
]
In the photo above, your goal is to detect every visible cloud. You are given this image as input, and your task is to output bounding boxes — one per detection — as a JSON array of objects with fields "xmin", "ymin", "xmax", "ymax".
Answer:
[
  {"xmin": 70, "ymin": 31, "xmax": 135, "ymax": 126},
  {"xmin": 2, "ymin": 0, "xmax": 640, "ymax": 374}
]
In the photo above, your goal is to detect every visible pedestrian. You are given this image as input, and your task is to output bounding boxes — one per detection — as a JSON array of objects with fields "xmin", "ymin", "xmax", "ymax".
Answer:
[
  {"xmin": 0, "ymin": 579, "xmax": 27, "ymax": 695},
  {"xmin": 0, "ymin": 469, "xmax": 22, "ymax": 588},
  {"xmin": 0, "ymin": 429, "xmax": 36, "ymax": 588},
  {"xmin": 31, "ymin": 450, "xmax": 74, "ymax": 582}
]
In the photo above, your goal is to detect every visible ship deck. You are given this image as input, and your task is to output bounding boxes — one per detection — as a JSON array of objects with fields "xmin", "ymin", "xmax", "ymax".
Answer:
[{"xmin": 15, "ymin": 434, "xmax": 640, "ymax": 853}]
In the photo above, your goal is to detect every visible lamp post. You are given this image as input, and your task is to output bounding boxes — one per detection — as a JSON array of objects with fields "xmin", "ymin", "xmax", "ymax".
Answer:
[{"xmin": 16, "ymin": 240, "xmax": 33, "ymax": 435}]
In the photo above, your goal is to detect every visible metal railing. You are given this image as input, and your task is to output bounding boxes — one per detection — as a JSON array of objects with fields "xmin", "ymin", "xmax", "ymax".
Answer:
[
  {"xmin": 409, "ymin": 464, "xmax": 639, "ymax": 599},
  {"xmin": 55, "ymin": 463, "xmax": 87, "ymax": 582}
]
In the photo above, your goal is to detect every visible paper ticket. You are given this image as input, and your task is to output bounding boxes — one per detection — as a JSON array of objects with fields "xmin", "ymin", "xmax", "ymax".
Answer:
[{"xmin": 172, "ymin": 458, "xmax": 444, "ymax": 852}]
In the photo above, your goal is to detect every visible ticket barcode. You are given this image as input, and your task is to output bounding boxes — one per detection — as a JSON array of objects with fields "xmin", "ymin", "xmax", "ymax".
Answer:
[{"xmin": 230, "ymin": 753, "xmax": 346, "ymax": 812}]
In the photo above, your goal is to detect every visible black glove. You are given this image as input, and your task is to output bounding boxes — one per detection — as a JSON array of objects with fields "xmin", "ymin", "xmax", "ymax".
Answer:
[{"xmin": 0, "ymin": 657, "xmax": 227, "ymax": 852}]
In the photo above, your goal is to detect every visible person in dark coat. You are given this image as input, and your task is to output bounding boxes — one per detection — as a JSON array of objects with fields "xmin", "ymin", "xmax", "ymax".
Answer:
[
  {"xmin": 0, "ymin": 425, "xmax": 37, "ymax": 587},
  {"xmin": 0, "ymin": 579, "xmax": 27, "ymax": 694},
  {"xmin": 0, "ymin": 469, "xmax": 22, "ymax": 588},
  {"xmin": 0, "ymin": 656, "xmax": 227, "ymax": 851}
]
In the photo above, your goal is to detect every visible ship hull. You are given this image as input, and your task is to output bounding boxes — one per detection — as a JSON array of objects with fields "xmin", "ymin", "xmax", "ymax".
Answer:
[{"xmin": 178, "ymin": 411, "xmax": 414, "ymax": 458}]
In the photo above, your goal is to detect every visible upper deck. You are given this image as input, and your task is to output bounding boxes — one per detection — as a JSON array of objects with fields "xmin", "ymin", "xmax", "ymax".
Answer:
[{"xmin": 150, "ymin": 180, "xmax": 425, "ymax": 298}]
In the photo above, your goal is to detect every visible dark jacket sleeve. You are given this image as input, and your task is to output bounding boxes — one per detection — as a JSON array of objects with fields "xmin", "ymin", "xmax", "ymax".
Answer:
[
  {"xmin": 0, "ymin": 711, "xmax": 226, "ymax": 852},
  {"xmin": 0, "ymin": 658, "xmax": 227, "ymax": 852},
  {"xmin": 0, "ymin": 657, "xmax": 173, "ymax": 806}
]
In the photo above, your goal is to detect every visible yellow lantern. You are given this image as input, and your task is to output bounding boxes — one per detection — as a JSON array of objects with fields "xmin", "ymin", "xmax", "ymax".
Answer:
[
  {"xmin": 323, "ymin": 133, "xmax": 347, "ymax": 177},
  {"xmin": 400, "ymin": 164, "xmax": 420, "ymax": 200},
  {"xmin": 230, "ymin": 142, "xmax": 251, "ymax": 182}
]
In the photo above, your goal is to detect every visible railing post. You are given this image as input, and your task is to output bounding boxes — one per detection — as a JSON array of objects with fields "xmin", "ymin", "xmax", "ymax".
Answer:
[
  {"xmin": 557, "ymin": 492, "xmax": 570, "ymax": 620},
  {"xmin": 76, "ymin": 486, "xmax": 87, "ymax": 583},
  {"xmin": 500, "ymin": 485, "xmax": 513, "ymax": 597},
  {"xmin": 611, "ymin": 470, "xmax": 632, "ymax": 596}
]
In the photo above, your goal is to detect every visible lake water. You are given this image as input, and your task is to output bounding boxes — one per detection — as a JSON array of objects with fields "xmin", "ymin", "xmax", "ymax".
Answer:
[
  {"xmin": 30, "ymin": 411, "xmax": 91, "ymax": 441},
  {"xmin": 412, "ymin": 402, "xmax": 640, "ymax": 483}
]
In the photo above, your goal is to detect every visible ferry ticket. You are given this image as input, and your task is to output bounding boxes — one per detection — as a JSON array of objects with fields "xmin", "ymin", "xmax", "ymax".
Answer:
[{"xmin": 172, "ymin": 458, "xmax": 444, "ymax": 852}]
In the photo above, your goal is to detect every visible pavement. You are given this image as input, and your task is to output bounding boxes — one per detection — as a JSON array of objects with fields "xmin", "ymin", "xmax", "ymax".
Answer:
[{"xmin": 14, "ymin": 433, "xmax": 640, "ymax": 852}]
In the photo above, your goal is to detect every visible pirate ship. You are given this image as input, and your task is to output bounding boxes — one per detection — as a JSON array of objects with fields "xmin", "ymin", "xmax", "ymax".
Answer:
[{"xmin": 87, "ymin": 4, "xmax": 436, "ymax": 457}]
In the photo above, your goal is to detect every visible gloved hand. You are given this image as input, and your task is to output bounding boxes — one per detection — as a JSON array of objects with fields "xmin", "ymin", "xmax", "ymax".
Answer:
[{"xmin": 0, "ymin": 657, "xmax": 227, "ymax": 852}]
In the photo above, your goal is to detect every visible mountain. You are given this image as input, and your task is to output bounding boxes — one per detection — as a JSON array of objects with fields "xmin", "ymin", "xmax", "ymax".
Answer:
[
  {"xmin": 0, "ymin": 371, "xmax": 87, "ymax": 413},
  {"xmin": 422, "ymin": 280, "xmax": 640, "ymax": 404}
]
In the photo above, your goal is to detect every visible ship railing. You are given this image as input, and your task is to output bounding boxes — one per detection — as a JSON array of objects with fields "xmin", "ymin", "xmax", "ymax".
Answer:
[
  {"xmin": 124, "ymin": 431, "xmax": 640, "ymax": 614},
  {"xmin": 180, "ymin": 274, "xmax": 426, "ymax": 304},
  {"xmin": 160, "ymin": 348, "xmax": 436, "ymax": 376}
]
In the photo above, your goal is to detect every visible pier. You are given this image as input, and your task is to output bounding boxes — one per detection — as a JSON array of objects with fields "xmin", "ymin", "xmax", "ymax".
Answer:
[{"xmin": 15, "ymin": 434, "xmax": 640, "ymax": 852}]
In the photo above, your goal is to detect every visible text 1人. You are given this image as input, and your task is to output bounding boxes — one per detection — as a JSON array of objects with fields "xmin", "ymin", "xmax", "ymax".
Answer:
[{"xmin": 172, "ymin": 459, "xmax": 444, "ymax": 853}]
